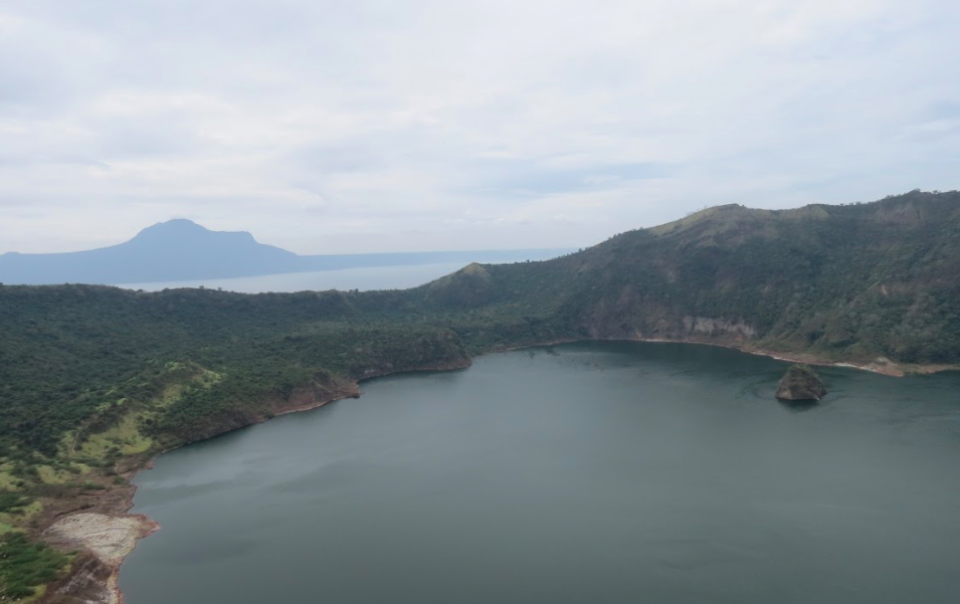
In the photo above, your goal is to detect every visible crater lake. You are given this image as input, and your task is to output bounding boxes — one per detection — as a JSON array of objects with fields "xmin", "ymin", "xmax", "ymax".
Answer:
[{"xmin": 119, "ymin": 342, "xmax": 960, "ymax": 604}]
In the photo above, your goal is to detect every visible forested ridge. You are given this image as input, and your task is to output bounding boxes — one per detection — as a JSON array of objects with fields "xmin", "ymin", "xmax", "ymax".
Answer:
[{"xmin": 2, "ymin": 189, "xmax": 960, "ymax": 600}]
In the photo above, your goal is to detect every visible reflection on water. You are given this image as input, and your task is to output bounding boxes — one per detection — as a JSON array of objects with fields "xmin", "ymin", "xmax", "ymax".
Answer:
[
  {"xmin": 121, "ymin": 342, "xmax": 960, "ymax": 604},
  {"xmin": 777, "ymin": 398, "xmax": 821, "ymax": 413}
]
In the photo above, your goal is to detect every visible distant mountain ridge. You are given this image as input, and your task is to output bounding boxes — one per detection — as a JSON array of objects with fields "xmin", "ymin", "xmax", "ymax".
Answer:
[
  {"xmin": 0, "ymin": 219, "xmax": 564, "ymax": 285},
  {"xmin": 2, "ymin": 189, "xmax": 959, "ymax": 601}
]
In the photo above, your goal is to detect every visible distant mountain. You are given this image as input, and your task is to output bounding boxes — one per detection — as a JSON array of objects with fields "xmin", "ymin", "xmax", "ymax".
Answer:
[
  {"xmin": 6, "ymin": 189, "xmax": 960, "ymax": 602},
  {"xmin": 0, "ymin": 219, "xmax": 565, "ymax": 285}
]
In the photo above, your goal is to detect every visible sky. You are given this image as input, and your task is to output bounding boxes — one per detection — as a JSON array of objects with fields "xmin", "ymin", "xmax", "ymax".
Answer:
[{"xmin": 1, "ymin": 0, "xmax": 959, "ymax": 255}]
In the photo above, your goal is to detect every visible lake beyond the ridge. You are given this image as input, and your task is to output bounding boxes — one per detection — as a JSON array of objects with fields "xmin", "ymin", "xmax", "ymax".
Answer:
[{"xmin": 120, "ymin": 342, "xmax": 960, "ymax": 604}]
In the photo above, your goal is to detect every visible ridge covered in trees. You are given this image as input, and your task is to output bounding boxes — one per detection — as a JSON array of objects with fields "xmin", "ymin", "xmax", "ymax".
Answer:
[{"xmin": 2, "ymin": 189, "xmax": 960, "ymax": 600}]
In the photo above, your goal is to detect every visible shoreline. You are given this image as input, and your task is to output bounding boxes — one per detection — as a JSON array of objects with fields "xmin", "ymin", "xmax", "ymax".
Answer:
[
  {"xmin": 37, "ymin": 340, "xmax": 955, "ymax": 602},
  {"xmin": 36, "ymin": 357, "xmax": 472, "ymax": 604},
  {"xmin": 495, "ymin": 336, "xmax": 960, "ymax": 377}
]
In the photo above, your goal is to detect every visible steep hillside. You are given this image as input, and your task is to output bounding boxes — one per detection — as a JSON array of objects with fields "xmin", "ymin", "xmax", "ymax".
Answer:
[{"xmin": 422, "ymin": 190, "xmax": 960, "ymax": 365}]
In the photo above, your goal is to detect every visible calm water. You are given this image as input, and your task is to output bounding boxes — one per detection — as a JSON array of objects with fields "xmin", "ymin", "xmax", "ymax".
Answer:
[
  {"xmin": 120, "ymin": 342, "xmax": 960, "ymax": 604},
  {"xmin": 118, "ymin": 252, "xmax": 564, "ymax": 294},
  {"xmin": 118, "ymin": 262, "xmax": 482, "ymax": 293}
]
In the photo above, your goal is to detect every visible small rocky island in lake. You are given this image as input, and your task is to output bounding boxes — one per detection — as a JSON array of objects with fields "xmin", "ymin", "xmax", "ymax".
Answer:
[{"xmin": 775, "ymin": 364, "xmax": 827, "ymax": 401}]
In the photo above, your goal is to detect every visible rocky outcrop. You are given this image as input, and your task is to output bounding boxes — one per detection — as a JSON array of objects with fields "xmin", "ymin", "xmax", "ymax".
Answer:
[
  {"xmin": 682, "ymin": 316, "xmax": 756, "ymax": 340},
  {"xmin": 41, "ymin": 513, "xmax": 159, "ymax": 604},
  {"xmin": 775, "ymin": 364, "xmax": 827, "ymax": 400}
]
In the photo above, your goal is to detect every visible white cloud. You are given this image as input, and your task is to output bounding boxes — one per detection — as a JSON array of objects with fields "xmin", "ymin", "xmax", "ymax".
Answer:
[{"xmin": 0, "ymin": 0, "xmax": 958, "ymax": 253}]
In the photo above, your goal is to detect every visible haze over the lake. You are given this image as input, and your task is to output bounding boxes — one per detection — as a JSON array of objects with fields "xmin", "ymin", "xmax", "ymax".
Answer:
[
  {"xmin": 118, "ymin": 261, "xmax": 540, "ymax": 293},
  {"xmin": 2, "ymin": 1, "xmax": 959, "ymax": 255}
]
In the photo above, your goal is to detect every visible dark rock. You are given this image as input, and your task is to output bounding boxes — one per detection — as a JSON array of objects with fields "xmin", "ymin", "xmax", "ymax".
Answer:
[{"xmin": 775, "ymin": 364, "xmax": 827, "ymax": 401}]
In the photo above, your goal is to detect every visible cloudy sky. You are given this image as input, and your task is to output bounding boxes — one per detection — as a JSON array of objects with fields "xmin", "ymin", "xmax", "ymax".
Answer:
[{"xmin": 1, "ymin": 0, "xmax": 958, "ymax": 254}]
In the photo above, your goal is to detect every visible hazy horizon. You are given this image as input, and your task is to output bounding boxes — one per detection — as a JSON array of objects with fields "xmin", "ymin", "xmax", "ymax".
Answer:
[
  {"xmin": 2, "ymin": 1, "xmax": 958, "ymax": 255},
  {"xmin": 0, "ymin": 216, "xmax": 569, "ymax": 285},
  {"xmin": 0, "ymin": 191, "xmax": 940, "ymax": 256},
  {"xmin": 0, "ymin": 217, "xmax": 572, "ymax": 256}
]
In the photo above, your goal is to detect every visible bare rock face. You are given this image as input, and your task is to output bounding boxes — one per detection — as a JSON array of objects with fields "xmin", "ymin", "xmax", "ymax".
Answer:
[
  {"xmin": 41, "ymin": 513, "xmax": 159, "ymax": 604},
  {"xmin": 775, "ymin": 364, "xmax": 827, "ymax": 401}
]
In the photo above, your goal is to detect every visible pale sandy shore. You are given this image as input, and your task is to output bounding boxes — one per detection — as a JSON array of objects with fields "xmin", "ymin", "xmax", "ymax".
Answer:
[{"xmin": 498, "ymin": 336, "xmax": 960, "ymax": 377}]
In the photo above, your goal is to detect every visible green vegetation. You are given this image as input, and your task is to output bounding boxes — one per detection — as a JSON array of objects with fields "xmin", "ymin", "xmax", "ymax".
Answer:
[
  {"xmin": 0, "ymin": 493, "xmax": 31, "ymax": 515},
  {"xmin": 1, "ymin": 189, "xmax": 959, "ymax": 599},
  {"xmin": 433, "ymin": 189, "xmax": 960, "ymax": 365},
  {"xmin": 0, "ymin": 533, "xmax": 70, "ymax": 601}
]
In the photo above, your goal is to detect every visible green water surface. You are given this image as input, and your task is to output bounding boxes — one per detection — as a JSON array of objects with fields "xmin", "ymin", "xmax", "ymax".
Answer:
[{"xmin": 120, "ymin": 342, "xmax": 960, "ymax": 603}]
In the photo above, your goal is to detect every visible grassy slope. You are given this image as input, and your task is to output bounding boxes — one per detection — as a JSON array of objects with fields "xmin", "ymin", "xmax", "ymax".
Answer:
[{"xmin": 1, "ymin": 190, "xmax": 959, "ymax": 600}]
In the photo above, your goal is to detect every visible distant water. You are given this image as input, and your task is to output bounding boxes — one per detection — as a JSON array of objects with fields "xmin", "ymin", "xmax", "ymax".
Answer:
[
  {"xmin": 117, "ymin": 253, "xmax": 563, "ymax": 294},
  {"xmin": 120, "ymin": 342, "xmax": 960, "ymax": 604}
]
